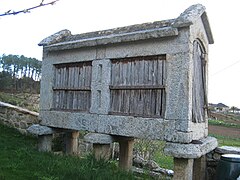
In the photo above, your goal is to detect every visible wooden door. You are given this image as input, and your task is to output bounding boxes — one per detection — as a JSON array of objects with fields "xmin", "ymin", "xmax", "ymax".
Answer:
[
  {"xmin": 52, "ymin": 62, "xmax": 92, "ymax": 111},
  {"xmin": 109, "ymin": 55, "xmax": 166, "ymax": 117}
]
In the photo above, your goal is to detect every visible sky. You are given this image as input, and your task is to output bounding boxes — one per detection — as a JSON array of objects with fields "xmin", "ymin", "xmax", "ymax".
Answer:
[{"xmin": 0, "ymin": 0, "xmax": 240, "ymax": 108}]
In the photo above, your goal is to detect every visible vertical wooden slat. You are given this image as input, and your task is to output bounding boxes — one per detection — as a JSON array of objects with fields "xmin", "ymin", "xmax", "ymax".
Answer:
[
  {"xmin": 110, "ymin": 55, "xmax": 166, "ymax": 117},
  {"xmin": 139, "ymin": 61, "xmax": 144, "ymax": 85},
  {"xmin": 53, "ymin": 62, "xmax": 92, "ymax": 111}
]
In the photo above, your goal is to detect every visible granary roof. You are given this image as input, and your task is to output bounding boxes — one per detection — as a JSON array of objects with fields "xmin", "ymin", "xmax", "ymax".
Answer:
[{"xmin": 39, "ymin": 4, "xmax": 214, "ymax": 51}]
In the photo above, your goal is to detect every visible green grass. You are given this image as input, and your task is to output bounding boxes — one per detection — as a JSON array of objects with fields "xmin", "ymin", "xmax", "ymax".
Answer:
[
  {"xmin": 0, "ymin": 92, "xmax": 23, "ymax": 106},
  {"xmin": 209, "ymin": 134, "xmax": 240, "ymax": 147},
  {"xmin": 0, "ymin": 92, "xmax": 39, "ymax": 112},
  {"xmin": 0, "ymin": 124, "xmax": 135, "ymax": 180},
  {"xmin": 154, "ymin": 151, "xmax": 173, "ymax": 170},
  {"xmin": 208, "ymin": 119, "xmax": 240, "ymax": 129},
  {"xmin": 1, "ymin": 123, "xmax": 239, "ymax": 180}
]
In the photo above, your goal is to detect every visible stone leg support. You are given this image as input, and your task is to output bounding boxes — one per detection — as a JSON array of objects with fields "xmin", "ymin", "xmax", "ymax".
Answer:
[
  {"xmin": 173, "ymin": 158, "xmax": 194, "ymax": 180},
  {"xmin": 64, "ymin": 131, "xmax": 79, "ymax": 155},
  {"xmin": 118, "ymin": 137, "xmax": 134, "ymax": 171},
  {"xmin": 193, "ymin": 155, "xmax": 206, "ymax": 180},
  {"xmin": 38, "ymin": 134, "xmax": 53, "ymax": 152},
  {"xmin": 93, "ymin": 144, "xmax": 111, "ymax": 160}
]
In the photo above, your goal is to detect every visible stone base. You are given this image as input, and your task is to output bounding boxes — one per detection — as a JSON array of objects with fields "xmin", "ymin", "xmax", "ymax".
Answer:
[
  {"xmin": 116, "ymin": 137, "xmax": 134, "ymax": 171},
  {"xmin": 164, "ymin": 136, "xmax": 218, "ymax": 158},
  {"xmin": 164, "ymin": 136, "xmax": 218, "ymax": 180},
  {"xmin": 27, "ymin": 124, "xmax": 54, "ymax": 152},
  {"xmin": 93, "ymin": 144, "xmax": 111, "ymax": 160},
  {"xmin": 193, "ymin": 155, "xmax": 206, "ymax": 180},
  {"xmin": 38, "ymin": 134, "xmax": 52, "ymax": 152},
  {"xmin": 64, "ymin": 131, "xmax": 79, "ymax": 155},
  {"xmin": 84, "ymin": 133, "xmax": 113, "ymax": 160},
  {"xmin": 173, "ymin": 158, "xmax": 193, "ymax": 180}
]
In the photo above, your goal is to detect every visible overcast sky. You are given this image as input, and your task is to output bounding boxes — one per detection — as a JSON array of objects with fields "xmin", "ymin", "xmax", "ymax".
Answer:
[{"xmin": 0, "ymin": 0, "xmax": 240, "ymax": 108}]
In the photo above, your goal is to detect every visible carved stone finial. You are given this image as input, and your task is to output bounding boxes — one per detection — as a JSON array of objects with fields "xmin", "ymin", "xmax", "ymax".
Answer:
[
  {"xmin": 172, "ymin": 4, "xmax": 206, "ymax": 28},
  {"xmin": 38, "ymin": 29, "xmax": 71, "ymax": 46}
]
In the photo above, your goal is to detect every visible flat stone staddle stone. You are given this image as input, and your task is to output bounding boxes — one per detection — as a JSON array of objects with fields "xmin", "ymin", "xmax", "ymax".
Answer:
[
  {"xmin": 164, "ymin": 136, "xmax": 218, "ymax": 158},
  {"xmin": 84, "ymin": 133, "xmax": 113, "ymax": 144},
  {"xmin": 27, "ymin": 124, "xmax": 54, "ymax": 136}
]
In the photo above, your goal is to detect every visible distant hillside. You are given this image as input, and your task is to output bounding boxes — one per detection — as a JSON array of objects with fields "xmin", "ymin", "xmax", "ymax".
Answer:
[{"xmin": 0, "ymin": 92, "xmax": 39, "ymax": 112}]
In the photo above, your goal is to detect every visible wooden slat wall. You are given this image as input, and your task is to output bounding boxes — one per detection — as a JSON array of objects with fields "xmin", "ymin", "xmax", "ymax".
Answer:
[
  {"xmin": 53, "ymin": 62, "xmax": 92, "ymax": 111},
  {"xmin": 192, "ymin": 41, "xmax": 206, "ymax": 123},
  {"xmin": 110, "ymin": 55, "xmax": 166, "ymax": 117}
]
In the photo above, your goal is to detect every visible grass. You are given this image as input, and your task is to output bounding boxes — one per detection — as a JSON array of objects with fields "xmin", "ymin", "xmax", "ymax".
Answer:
[
  {"xmin": 0, "ymin": 92, "xmax": 23, "ymax": 106},
  {"xmin": 209, "ymin": 134, "xmax": 240, "ymax": 147},
  {"xmin": 0, "ymin": 119, "xmax": 238, "ymax": 180},
  {"xmin": 0, "ymin": 124, "xmax": 136, "ymax": 180},
  {"xmin": 154, "ymin": 151, "xmax": 173, "ymax": 170},
  {"xmin": 208, "ymin": 119, "xmax": 240, "ymax": 129},
  {"xmin": 0, "ymin": 92, "xmax": 39, "ymax": 112}
]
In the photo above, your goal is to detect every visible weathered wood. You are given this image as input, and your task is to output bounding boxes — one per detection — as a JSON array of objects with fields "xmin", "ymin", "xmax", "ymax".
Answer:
[
  {"xmin": 109, "ymin": 85, "xmax": 165, "ymax": 90},
  {"xmin": 192, "ymin": 41, "xmax": 206, "ymax": 123},
  {"xmin": 53, "ymin": 87, "xmax": 91, "ymax": 91},
  {"xmin": 110, "ymin": 55, "xmax": 166, "ymax": 117},
  {"xmin": 53, "ymin": 62, "xmax": 92, "ymax": 111},
  {"xmin": 110, "ymin": 89, "xmax": 165, "ymax": 117}
]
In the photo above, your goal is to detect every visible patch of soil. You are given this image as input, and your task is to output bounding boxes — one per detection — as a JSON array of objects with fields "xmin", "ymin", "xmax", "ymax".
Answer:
[{"xmin": 209, "ymin": 125, "xmax": 240, "ymax": 138}]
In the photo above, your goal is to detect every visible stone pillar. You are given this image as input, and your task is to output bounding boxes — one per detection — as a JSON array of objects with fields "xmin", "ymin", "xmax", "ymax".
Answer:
[
  {"xmin": 84, "ymin": 133, "xmax": 113, "ymax": 161},
  {"xmin": 64, "ymin": 131, "xmax": 79, "ymax": 155},
  {"xmin": 27, "ymin": 124, "xmax": 54, "ymax": 152},
  {"xmin": 193, "ymin": 155, "xmax": 206, "ymax": 180},
  {"xmin": 118, "ymin": 137, "xmax": 134, "ymax": 171},
  {"xmin": 173, "ymin": 158, "xmax": 194, "ymax": 180},
  {"xmin": 38, "ymin": 134, "xmax": 53, "ymax": 152},
  {"xmin": 93, "ymin": 144, "xmax": 111, "ymax": 160}
]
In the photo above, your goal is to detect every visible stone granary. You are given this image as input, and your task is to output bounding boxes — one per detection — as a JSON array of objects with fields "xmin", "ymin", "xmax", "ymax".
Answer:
[{"xmin": 37, "ymin": 4, "xmax": 217, "ymax": 179}]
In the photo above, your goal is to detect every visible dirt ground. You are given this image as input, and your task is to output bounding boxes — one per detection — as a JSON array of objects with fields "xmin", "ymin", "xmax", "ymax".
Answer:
[{"xmin": 209, "ymin": 125, "xmax": 240, "ymax": 138}]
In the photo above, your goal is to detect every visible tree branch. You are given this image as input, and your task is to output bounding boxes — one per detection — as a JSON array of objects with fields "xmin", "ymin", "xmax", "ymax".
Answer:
[{"xmin": 0, "ymin": 0, "xmax": 59, "ymax": 17}]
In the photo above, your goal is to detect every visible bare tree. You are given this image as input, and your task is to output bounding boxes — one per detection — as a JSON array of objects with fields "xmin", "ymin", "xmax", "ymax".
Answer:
[{"xmin": 0, "ymin": 0, "xmax": 59, "ymax": 17}]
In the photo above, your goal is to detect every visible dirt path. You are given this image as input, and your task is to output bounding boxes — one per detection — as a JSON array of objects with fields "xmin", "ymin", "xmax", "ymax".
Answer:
[{"xmin": 209, "ymin": 125, "xmax": 240, "ymax": 138}]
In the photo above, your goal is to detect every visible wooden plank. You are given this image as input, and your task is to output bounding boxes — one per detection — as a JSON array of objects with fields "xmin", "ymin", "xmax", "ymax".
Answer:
[
  {"xmin": 151, "ymin": 90, "xmax": 157, "ymax": 115},
  {"xmin": 122, "ymin": 62, "xmax": 127, "ymax": 85},
  {"xmin": 153, "ymin": 60, "xmax": 157, "ymax": 86},
  {"xmin": 73, "ymin": 91, "xmax": 77, "ymax": 109},
  {"xmin": 85, "ymin": 65, "xmax": 89, "ymax": 87},
  {"xmin": 145, "ymin": 90, "xmax": 150, "ymax": 116},
  {"xmin": 86, "ymin": 65, "xmax": 91, "ymax": 87},
  {"xmin": 157, "ymin": 60, "xmax": 163, "ymax": 85},
  {"xmin": 60, "ymin": 68, "xmax": 63, "ymax": 87},
  {"xmin": 155, "ymin": 90, "xmax": 161, "ymax": 116},
  {"xmin": 77, "ymin": 91, "xmax": 81, "ymax": 110},
  {"xmin": 137, "ymin": 90, "xmax": 143, "ymax": 115},
  {"xmin": 53, "ymin": 87, "xmax": 91, "ymax": 91},
  {"xmin": 109, "ymin": 85, "xmax": 165, "ymax": 90},
  {"xmin": 138, "ymin": 60, "xmax": 144, "ymax": 85},
  {"xmin": 75, "ymin": 66, "xmax": 80, "ymax": 88},
  {"xmin": 162, "ymin": 60, "xmax": 166, "ymax": 85},
  {"xmin": 111, "ymin": 63, "xmax": 115, "ymax": 85},
  {"xmin": 147, "ymin": 61, "xmax": 153, "ymax": 85},
  {"xmin": 128, "ymin": 90, "xmax": 133, "ymax": 114},
  {"xmin": 68, "ymin": 67, "xmax": 72, "ymax": 88},
  {"xmin": 144, "ymin": 60, "xmax": 149, "ymax": 85},
  {"xmin": 126, "ymin": 61, "xmax": 130, "ymax": 85},
  {"xmin": 115, "ymin": 62, "xmax": 120, "ymax": 85},
  {"xmin": 160, "ymin": 90, "xmax": 165, "ymax": 117},
  {"xmin": 82, "ymin": 65, "xmax": 86, "ymax": 87},
  {"xmin": 119, "ymin": 62, "xmax": 123, "ymax": 85},
  {"xmin": 71, "ymin": 67, "xmax": 75, "ymax": 88}
]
